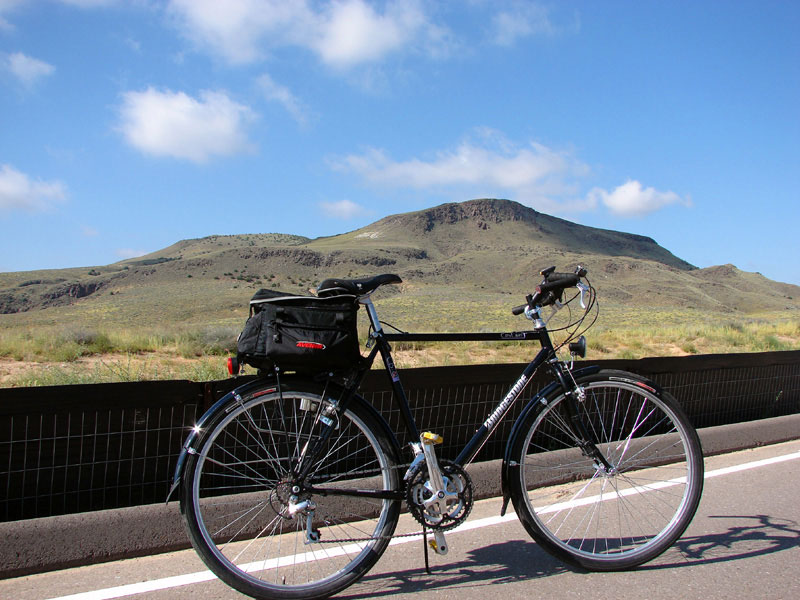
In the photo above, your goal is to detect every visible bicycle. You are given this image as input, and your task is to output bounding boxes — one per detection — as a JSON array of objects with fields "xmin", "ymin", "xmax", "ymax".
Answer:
[{"xmin": 168, "ymin": 266, "xmax": 704, "ymax": 600}]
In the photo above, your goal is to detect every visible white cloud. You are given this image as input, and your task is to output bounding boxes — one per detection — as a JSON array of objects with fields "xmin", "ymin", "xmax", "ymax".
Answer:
[
  {"xmin": 123, "ymin": 36, "xmax": 142, "ymax": 53},
  {"xmin": 587, "ymin": 180, "xmax": 691, "ymax": 217},
  {"xmin": 0, "ymin": 164, "xmax": 67, "ymax": 213},
  {"xmin": 2, "ymin": 0, "xmax": 120, "ymax": 30},
  {"xmin": 256, "ymin": 73, "xmax": 311, "ymax": 126},
  {"xmin": 319, "ymin": 199, "xmax": 367, "ymax": 219},
  {"xmin": 57, "ymin": 0, "xmax": 120, "ymax": 7},
  {"xmin": 330, "ymin": 130, "xmax": 589, "ymax": 211},
  {"xmin": 0, "ymin": 0, "xmax": 24, "ymax": 31},
  {"xmin": 115, "ymin": 248, "xmax": 148, "ymax": 259},
  {"xmin": 117, "ymin": 87, "xmax": 257, "ymax": 163},
  {"xmin": 333, "ymin": 140, "xmax": 573, "ymax": 189},
  {"xmin": 167, "ymin": 0, "xmax": 445, "ymax": 68},
  {"xmin": 312, "ymin": 0, "xmax": 426, "ymax": 68},
  {"xmin": 491, "ymin": 2, "xmax": 556, "ymax": 46},
  {"xmin": 166, "ymin": 0, "xmax": 299, "ymax": 65},
  {"xmin": 3, "ymin": 52, "xmax": 55, "ymax": 88},
  {"xmin": 331, "ymin": 132, "xmax": 690, "ymax": 218}
]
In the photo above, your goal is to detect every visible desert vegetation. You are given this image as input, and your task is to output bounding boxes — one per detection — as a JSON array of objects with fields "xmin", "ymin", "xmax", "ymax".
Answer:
[{"xmin": 1, "ymin": 310, "xmax": 797, "ymax": 387}]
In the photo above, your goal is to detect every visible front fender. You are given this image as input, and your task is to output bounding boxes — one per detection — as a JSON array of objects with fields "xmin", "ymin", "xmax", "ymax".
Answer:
[
  {"xmin": 499, "ymin": 365, "xmax": 601, "ymax": 513},
  {"xmin": 166, "ymin": 377, "xmax": 274, "ymax": 504}
]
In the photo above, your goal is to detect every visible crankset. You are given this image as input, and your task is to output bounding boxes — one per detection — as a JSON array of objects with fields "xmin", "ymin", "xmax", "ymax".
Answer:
[{"xmin": 406, "ymin": 458, "xmax": 474, "ymax": 532}]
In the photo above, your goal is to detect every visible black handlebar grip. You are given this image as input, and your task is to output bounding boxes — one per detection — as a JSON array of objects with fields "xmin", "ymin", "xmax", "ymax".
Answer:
[
  {"xmin": 538, "ymin": 273, "xmax": 580, "ymax": 294},
  {"xmin": 514, "ymin": 267, "xmax": 587, "ymax": 314}
]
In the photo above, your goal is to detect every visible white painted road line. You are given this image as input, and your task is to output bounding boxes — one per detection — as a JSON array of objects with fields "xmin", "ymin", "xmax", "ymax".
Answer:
[{"xmin": 45, "ymin": 450, "xmax": 800, "ymax": 600}]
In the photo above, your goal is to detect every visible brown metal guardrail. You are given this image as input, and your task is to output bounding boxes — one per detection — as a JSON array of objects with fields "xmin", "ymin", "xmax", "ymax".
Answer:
[{"xmin": 1, "ymin": 351, "xmax": 798, "ymax": 522}]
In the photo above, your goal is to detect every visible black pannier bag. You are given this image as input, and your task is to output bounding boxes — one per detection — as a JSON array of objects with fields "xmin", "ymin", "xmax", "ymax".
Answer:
[{"xmin": 236, "ymin": 288, "xmax": 361, "ymax": 373}]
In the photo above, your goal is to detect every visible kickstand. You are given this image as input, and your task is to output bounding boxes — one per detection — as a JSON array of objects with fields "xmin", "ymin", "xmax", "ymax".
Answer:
[{"xmin": 422, "ymin": 525, "xmax": 431, "ymax": 575}]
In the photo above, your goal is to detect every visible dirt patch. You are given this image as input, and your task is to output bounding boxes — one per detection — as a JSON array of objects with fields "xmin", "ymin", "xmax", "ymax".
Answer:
[{"xmin": 0, "ymin": 358, "xmax": 30, "ymax": 383}]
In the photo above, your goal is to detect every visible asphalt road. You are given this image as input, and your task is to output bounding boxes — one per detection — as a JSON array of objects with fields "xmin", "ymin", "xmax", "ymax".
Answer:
[{"xmin": 4, "ymin": 440, "xmax": 799, "ymax": 600}]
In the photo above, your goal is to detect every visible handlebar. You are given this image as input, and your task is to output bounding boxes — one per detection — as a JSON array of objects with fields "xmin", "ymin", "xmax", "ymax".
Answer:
[
  {"xmin": 512, "ymin": 266, "xmax": 588, "ymax": 315},
  {"xmin": 511, "ymin": 303, "xmax": 528, "ymax": 316}
]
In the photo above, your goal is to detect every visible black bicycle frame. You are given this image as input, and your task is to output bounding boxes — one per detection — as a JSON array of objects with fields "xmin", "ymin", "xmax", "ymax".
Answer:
[
  {"xmin": 378, "ymin": 328, "xmax": 555, "ymax": 468},
  {"xmin": 301, "ymin": 328, "xmax": 555, "ymax": 502},
  {"xmin": 300, "ymin": 299, "xmax": 610, "ymax": 501}
]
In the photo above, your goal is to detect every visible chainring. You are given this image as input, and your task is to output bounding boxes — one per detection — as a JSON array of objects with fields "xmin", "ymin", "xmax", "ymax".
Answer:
[{"xmin": 406, "ymin": 459, "xmax": 474, "ymax": 531}]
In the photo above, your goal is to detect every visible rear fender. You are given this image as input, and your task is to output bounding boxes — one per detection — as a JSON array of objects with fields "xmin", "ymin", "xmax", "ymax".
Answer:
[
  {"xmin": 166, "ymin": 377, "xmax": 274, "ymax": 504},
  {"xmin": 166, "ymin": 377, "xmax": 401, "ymax": 505}
]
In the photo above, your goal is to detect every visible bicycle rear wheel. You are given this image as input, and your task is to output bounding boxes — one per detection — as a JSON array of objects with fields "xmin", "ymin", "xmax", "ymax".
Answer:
[
  {"xmin": 181, "ymin": 379, "xmax": 401, "ymax": 600},
  {"xmin": 508, "ymin": 369, "xmax": 703, "ymax": 570}
]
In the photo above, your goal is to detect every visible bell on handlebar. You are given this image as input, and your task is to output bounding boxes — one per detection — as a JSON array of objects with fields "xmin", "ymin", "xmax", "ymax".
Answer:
[{"xmin": 568, "ymin": 336, "xmax": 587, "ymax": 359}]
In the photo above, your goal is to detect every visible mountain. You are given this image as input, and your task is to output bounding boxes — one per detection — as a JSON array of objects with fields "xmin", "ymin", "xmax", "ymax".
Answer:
[{"xmin": 1, "ymin": 199, "xmax": 798, "ymax": 330}]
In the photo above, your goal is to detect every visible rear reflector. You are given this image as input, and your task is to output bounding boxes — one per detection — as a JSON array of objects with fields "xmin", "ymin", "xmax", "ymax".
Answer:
[
  {"xmin": 634, "ymin": 381, "xmax": 656, "ymax": 393},
  {"xmin": 227, "ymin": 356, "xmax": 240, "ymax": 375},
  {"xmin": 296, "ymin": 341, "xmax": 326, "ymax": 350}
]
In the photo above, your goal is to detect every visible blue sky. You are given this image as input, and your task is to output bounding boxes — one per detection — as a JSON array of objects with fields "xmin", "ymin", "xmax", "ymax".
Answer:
[{"xmin": 1, "ymin": 1, "xmax": 798, "ymax": 285}]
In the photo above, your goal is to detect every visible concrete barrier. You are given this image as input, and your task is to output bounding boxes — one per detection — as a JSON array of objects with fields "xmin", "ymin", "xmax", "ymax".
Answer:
[{"xmin": 2, "ymin": 413, "xmax": 799, "ymax": 579}]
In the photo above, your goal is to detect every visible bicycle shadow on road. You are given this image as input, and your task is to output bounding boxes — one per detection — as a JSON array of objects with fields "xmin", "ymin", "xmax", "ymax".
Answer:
[
  {"xmin": 641, "ymin": 514, "xmax": 799, "ymax": 570},
  {"xmin": 342, "ymin": 514, "xmax": 799, "ymax": 597},
  {"xmin": 340, "ymin": 539, "xmax": 576, "ymax": 599}
]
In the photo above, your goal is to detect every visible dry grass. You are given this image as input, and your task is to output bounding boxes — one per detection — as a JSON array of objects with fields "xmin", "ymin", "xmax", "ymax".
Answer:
[
  {"xmin": 0, "ymin": 353, "xmax": 229, "ymax": 387},
  {"xmin": 1, "ymin": 311, "xmax": 797, "ymax": 387}
]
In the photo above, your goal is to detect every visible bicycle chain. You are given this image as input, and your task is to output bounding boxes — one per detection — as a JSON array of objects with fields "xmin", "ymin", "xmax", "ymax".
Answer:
[
  {"xmin": 312, "ymin": 461, "xmax": 418, "ymax": 544},
  {"xmin": 305, "ymin": 461, "xmax": 473, "ymax": 544},
  {"xmin": 311, "ymin": 528, "xmax": 425, "ymax": 544}
]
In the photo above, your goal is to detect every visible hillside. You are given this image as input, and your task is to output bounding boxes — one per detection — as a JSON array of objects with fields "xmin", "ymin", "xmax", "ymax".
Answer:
[{"xmin": 1, "ymin": 199, "xmax": 798, "ymax": 332}]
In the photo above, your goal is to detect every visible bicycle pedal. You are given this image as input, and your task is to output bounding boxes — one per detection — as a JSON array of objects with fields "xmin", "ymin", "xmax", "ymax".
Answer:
[
  {"xmin": 421, "ymin": 431, "xmax": 443, "ymax": 445},
  {"xmin": 429, "ymin": 530, "xmax": 448, "ymax": 555}
]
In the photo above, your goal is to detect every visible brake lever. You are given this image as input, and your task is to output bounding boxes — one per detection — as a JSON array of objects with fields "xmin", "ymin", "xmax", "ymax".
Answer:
[{"xmin": 576, "ymin": 282, "xmax": 589, "ymax": 309}]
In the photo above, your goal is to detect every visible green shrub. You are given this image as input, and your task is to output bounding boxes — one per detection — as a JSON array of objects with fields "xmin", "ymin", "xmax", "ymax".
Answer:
[
  {"xmin": 60, "ymin": 328, "xmax": 114, "ymax": 353},
  {"xmin": 177, "ymin": 326, "xmax": 238, "ymax": 357},
  {"xmin": 761, "ymin": 335, "xmax": 788, "ymax": 351},
  {"xmin": 680, "ymin": 342, "xmax": 699, "ymax": 354}
]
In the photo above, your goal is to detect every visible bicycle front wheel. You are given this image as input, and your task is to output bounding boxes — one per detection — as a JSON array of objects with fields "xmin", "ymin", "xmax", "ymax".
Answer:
[
  {"xmin": 181, "ymin": 379, "xmax": 401, "ymax": 600},
  {"xmin": 508, "ymin": 369, "xmax": 703, "ymax": 570}
]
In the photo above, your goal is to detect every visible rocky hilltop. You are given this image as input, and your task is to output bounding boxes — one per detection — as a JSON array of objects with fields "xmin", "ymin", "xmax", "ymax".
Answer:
[{"xmin": 334, "ymin": 199, "xmax": 693, "ymax": 269}]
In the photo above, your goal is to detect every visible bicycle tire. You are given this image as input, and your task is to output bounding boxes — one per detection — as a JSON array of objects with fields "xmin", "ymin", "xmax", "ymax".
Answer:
[
  {"xmin": 181, "ymin": 379, "xmax": 401, "ymax": 600},
  {"xmin": 508, "ymin": 369, "xmax": 703, "ymax": 570}
]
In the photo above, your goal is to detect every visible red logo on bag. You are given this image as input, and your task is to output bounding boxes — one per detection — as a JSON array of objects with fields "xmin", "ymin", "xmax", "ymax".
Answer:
[{"xmin": 296, "ymin": 341, "xmax": 326, "ymax": 350}]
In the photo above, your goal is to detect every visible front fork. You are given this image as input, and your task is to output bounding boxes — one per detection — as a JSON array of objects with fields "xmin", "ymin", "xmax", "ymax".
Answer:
[{"xmin": 550, "ymin": 362, "xmax": 614, "ymax": 473}]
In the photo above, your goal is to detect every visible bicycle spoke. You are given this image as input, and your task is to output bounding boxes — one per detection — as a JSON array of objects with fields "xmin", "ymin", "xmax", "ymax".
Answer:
[
  {"xmin": 515, "ymin": 376, "xmax": 702, "ymax": 569},
  {"xmin": 185, "ymin": 385, "xmax": 399, "ymax": 598}
]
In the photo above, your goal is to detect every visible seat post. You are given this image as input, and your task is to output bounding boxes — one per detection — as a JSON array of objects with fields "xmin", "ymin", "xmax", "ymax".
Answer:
[{"xmin": 360, "ymin": 296, "xmax": 383, "ymax": 334}]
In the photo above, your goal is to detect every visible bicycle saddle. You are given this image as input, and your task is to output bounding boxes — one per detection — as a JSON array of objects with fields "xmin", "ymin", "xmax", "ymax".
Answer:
[{"xmin": 317, "ymin": 273, "xmax": 402, "ymax": 297}]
